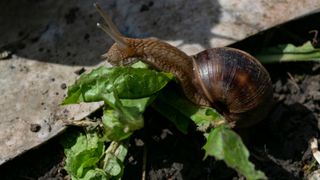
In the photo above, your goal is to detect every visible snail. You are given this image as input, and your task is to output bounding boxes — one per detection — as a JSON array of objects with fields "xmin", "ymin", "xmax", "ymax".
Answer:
[{"xmin": 94, "ymin": 3, "xmax": 273, "ymax": 128}]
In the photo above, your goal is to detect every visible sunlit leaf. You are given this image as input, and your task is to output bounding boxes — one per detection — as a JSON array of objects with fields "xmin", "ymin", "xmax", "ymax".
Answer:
[
  {"xmin": 203, "ymin": 126, "xmax": 267, "ymax": 180},
  {"xmin": 61, "ymin": 129, "xmax": 105, "ymax": 179},
  {"xmin": 63, "ymin": 66, "xmax": 173, "ymax": 104}
]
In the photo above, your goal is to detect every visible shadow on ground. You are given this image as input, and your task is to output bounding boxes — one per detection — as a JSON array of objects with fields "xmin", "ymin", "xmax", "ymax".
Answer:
[{"xmin": 0, "ymin": 0, "xmax": 221, "ymax": 66}]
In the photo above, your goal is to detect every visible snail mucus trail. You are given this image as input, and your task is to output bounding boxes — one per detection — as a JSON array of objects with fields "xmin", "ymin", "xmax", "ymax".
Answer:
[{"xmin": 94, "ymin": 3, "xmax": 273, "ymax": 128}]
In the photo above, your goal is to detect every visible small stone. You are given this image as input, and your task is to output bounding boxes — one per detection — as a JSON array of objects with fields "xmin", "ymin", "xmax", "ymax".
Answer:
[
  {"xmin": 313, "ymin": 91, "xmax": 320, "ymax": 101},
  {"xmin": 160, "ymin": 129, "xmax": 173, "ymax": 139},
  {"xmin": 0, "ymin": 51, "xmax": 12, "ymax": 60},
  {"xmin": 134, "ymin": 138, "xmax": 144, "ymax": 146},
  {"xmin": 274, "ymin": 80, "xmax": 282, "ymax": 93}
]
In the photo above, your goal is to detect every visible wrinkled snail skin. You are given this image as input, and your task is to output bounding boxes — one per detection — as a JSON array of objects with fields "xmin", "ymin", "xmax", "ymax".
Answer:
[{"xmin": 95, "ymin": 4, "xmax": 273, "ymax": 128}]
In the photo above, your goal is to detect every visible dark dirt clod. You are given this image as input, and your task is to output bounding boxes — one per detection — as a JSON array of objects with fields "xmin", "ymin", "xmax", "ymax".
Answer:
[
  {"xmin": 30, "ymin": 123, "xmax": 41, "ymax": 132},
  {"xmin": 140, "ymin": 5, "xmax": 150, "ymax": 12},
  {"xmin": 64, "ymin": 7, "xmax": 79, "ymax": 24},
  {"xmin": 74, "ymin": 67, "xmax": 86, "ymax": 75},
  {"xmin": 84, "ymin": 33, "xmax": 90, "ymax": 41},
  {"xmin": 60, "ymin": 83, "xmax": 67, "ymax": 89},
  {"xmin": 140, "ymin": 1, "xmax": 154, "ymax": 12},
  {"xmin": 30, "ymin": 36, "xmax": 40, "ymax": 43}
]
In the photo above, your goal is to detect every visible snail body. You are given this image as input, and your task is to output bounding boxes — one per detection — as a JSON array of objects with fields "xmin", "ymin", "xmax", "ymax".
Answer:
[{"xmin": 94, "ymin": 4, "xmax": 273, "ymax": 127}]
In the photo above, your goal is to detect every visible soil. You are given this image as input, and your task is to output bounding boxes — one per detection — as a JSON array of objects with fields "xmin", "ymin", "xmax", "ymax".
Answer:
[{"xmin": 1, "ymin": 2, "xmax": 320, "ymax": 180}]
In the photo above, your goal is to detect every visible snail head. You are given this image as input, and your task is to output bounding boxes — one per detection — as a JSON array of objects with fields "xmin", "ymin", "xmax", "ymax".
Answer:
[{"xmin": 94, "ymin": 3, "xmax": 136, "ymax": 66}]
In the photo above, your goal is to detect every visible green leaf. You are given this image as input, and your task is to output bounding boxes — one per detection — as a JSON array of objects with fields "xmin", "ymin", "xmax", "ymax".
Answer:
[
  {"xmin": 104, "ymin": 154, "xmax": 122, "ymax": 176},
  {"xmin": 61, "ymin": 131, "xmax": 128, "ymax": 180},
  {"xmin": 79, "ymin": 169, "xmax": 109, "ymax": 180},
  {"xmin": 203, "ymin": 126, "xmax": 267, "ymax": 180},
  {"xmin": 103, "ymin": 142, "xmax": 128, "ymax": 178},
  {"xmin": 102, "ymin": 109, "xmax": 133, "ymax": 141},
  {"xmin": 154, "ymin": 87, "xmax": 225, "ymax": 133},
  {"xmin": 63, "ymin": 66, "xmax": 173, "ymax": 104},
  {"xmin": 255, "ymin": 41, "xmax": 320, "ymax": 63},
  {"xmin": 152, "ymin": 97, "xmax": 190, "ymax": 134},
  {"xmin": 61, "ymin": 129, "xmax": 105, "ymax": 179},
  {"xmin": 155, "ymin": 87, "xmax": 265, "ymax": 179},
  {"xmin": 113, "ymin": 142, "xmax": 128, "ymax": 162},
  {"xmin": 130, "ymin": 61, "xmax": 149, "ymax": 68},
  {"xmin": 101, "ymin": 92, "xmax": 154, "ymax": 141},
  {"xmin": 62, "ymin": 65, "xmax": 173, "ymax": 142}
]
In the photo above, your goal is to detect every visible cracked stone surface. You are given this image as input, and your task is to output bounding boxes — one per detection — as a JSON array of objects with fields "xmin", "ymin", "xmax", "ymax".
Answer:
[{"xmin": 0, "ymin": 0, "xmax": 319, "ymax": 165}]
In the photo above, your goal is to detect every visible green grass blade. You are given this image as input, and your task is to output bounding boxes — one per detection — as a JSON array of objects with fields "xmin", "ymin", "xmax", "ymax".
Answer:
[{"xmin": 255, "ymin": 41, "xmax": 320, "ymax": 63}]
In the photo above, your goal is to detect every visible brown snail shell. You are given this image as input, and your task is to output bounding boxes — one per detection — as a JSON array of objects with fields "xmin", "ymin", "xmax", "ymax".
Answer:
[{"xmin": 193, "ymin": 48, "xmax": 273, "ymax": 127}]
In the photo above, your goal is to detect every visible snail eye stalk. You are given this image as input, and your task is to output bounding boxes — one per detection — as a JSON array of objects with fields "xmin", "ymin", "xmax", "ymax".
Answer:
[{"xmin": 94, "ymin": 3, "xmax": 127, "ymax": 48}]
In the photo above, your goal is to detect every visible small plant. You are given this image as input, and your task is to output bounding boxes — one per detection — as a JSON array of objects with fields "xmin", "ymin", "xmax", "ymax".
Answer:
[{"xmin": 60, "ymin": 62, "xmax": 266, "ymax": 180}]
